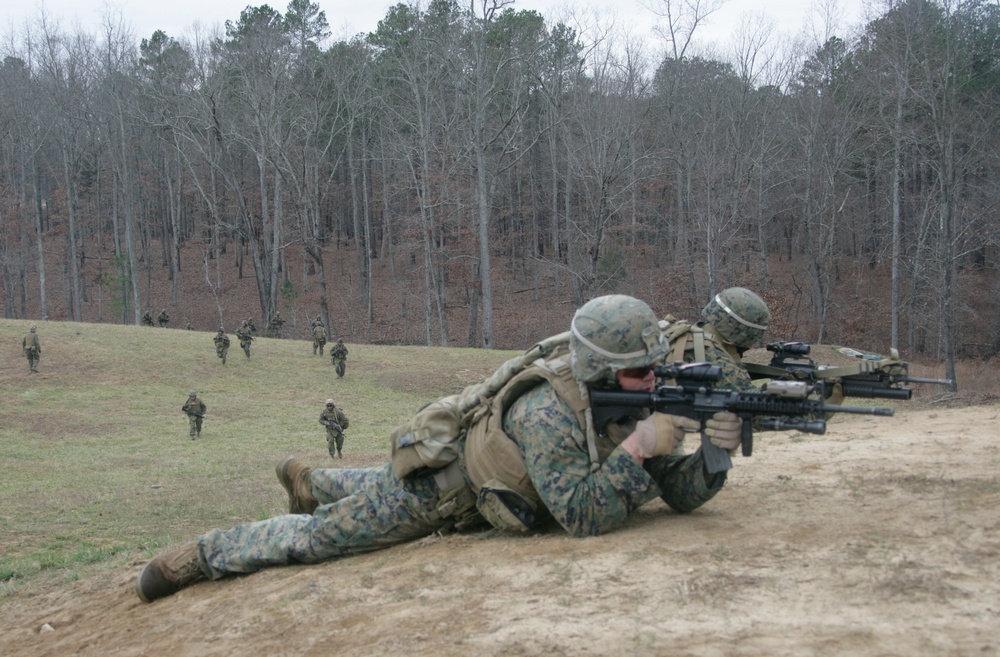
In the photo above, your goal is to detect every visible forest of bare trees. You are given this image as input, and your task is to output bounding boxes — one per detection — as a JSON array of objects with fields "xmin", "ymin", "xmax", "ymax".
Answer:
[{"xmin": 1, "ymin": 0, "xmax": 998, "ymax": 379}]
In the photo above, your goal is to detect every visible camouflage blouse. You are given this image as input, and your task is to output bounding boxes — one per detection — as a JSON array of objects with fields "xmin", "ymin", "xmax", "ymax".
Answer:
[{"xmin": 503, "ymin": 381, "xmax": 724, "ymax": 537}]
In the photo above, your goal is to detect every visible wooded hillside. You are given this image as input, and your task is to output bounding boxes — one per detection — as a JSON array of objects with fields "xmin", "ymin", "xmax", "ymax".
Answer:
[{"xmin": 2, "ymin": 0, "xmax": 998, "ymax": 368}]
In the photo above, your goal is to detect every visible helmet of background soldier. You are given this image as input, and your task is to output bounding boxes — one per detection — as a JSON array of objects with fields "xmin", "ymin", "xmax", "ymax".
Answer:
[
  {"xmin": 218, "ymin": 327, "xmax": 224, "ymax": 332},
  {"xmin": 325, "ymin": 399, "xmax": 335, "ymax": 406},
  {"xmin": 189, "ymin": 391, "xmax": 198, "ymax": 398},
  {"xmin": 569, "ymin": 295, "xmax": 668, "ymax": 385},
  {"xmin": 700, "ymin": 287, "xmax": 771, "ymax": 351},
  {"xmin": 30, "ymin": 325, "xmax": 37, "ymax": 332}
]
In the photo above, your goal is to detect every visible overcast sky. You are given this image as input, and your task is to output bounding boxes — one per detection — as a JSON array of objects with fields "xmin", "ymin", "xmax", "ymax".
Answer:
[{"xmin": 4, "ymin": 0, "xmax": 870, "ymax": 50}]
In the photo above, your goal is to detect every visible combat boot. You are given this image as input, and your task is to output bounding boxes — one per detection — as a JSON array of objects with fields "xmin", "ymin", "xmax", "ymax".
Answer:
[
  {"xmin": 135, "ymin": 542, "xmax": 206, "ymax": 603},
  {"xmin": 276, "ymin": 456, "xmax": 318, "ymax": 515}
]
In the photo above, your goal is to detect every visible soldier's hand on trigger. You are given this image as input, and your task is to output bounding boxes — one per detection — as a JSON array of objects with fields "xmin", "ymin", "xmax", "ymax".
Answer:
[
  {"xmin": 704, "ymin": 412, "xmax": 742, "ymax": 452},
  {"xmin": 626, "ymin": 412, "xmax": 700, "ymax": 459}
]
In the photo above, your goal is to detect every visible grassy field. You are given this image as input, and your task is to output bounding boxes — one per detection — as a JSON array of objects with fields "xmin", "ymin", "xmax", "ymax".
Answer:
[{"xmin": 0, "ymin": 319, "xmax": 518, "ymax": 599}]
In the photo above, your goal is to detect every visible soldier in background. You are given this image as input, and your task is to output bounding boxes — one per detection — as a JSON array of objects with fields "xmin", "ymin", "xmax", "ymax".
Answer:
[
  {"xmin": 268, "ymin": 312, "xmax": 285, "ymax": 338},
  {"xmin": 186, "ymin": 323, "xmax": 194, "ymax": 331},
  {"xmin": 246, "ymin": 317, "xmax": 257, "ymax": 336},
  {"xmin": 182, "ymin": 392, "xmax": 207, "ymax": 439},
  {"xmin": 213, "ymin": 328, "xmax": 231, "ymax": 365},
  {"xmin": 236, "ymin": 324, "xmax": 254, "ymax": 359},
  {"xmin": 312, "ymin": 321, "xmax": 327, "ymax": 356},
  {"xmin": 22, "ymin": 324, "xmax": 41, "ymax": 373},
  {"xmin": 158, "ymin": 309, "xmax": 170, "ymax": 327},
  {"xmin": 330, "ymin": 338, "xmax": 348, "ymax": 378},
  {"xmin": 142, "ymin": 309, "xmax": 154, "ymax": 326},
  {"xmin": 660, "ymin": 287, "xmax": 772, "ymax": 393},
  {"xmin": 319, "ymin": 399, "xmax": 350, "ymax": 459}
]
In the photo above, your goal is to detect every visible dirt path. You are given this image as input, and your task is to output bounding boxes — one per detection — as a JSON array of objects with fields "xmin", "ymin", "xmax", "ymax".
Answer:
[{"xmin": 3, "ymin": 405, "xmax": 999, "ymax": 657}]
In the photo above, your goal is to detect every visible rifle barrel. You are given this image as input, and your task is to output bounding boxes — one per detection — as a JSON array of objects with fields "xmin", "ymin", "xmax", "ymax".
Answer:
[{"xmin": 904, "ymin": 376, "xmax": 954, "ymax": 386}]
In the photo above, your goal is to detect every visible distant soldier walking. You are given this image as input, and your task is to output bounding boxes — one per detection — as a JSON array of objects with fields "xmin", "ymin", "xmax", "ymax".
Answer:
[
  {"xmin": 158, "ymin": 309, "xmax": 170, "ymax": 327},
  {"xmin": 268, "ymin": 312, "xmax": 285, "ymax": 338},
  {"xmin": 236, "ymin": 324, "xmax": 254, "ymax": 359},
  {"xmin": 213, "ymin": 328, "xmax": 231, "ymax": 365},
  {"xmin": 22, "ymin": 324, "xmax": 41, "ymax": 373},
  {"xmin": 312, "ymin": 322, "xmax": 327, "ymax": 356},
  {"xmin": 320, "ymin": 399, "xmax": 349, "ymax": 459},
  {"xmin": 142, "ymin": 309, "xmax": 154, "ymax": 326},
  {"xmin": 330, "ymin": 338, "xmax": 348, "ymax": 378},
  {"xmin": 182, "ymin": 392, "xmax": 207, "ymax": 439}
]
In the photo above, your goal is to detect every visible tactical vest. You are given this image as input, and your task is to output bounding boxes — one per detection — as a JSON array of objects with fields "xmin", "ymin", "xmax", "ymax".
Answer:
[
  {"xmin": 463, "ymin": 345, "xmax": 596, "ymax": 532},
  {"xmin": 660, "ymin": 319, "xmax": 740, "ymax": 365},
  {"xmin": 387, "ymin": 332, "xmax": 607, "ymax": 533}
]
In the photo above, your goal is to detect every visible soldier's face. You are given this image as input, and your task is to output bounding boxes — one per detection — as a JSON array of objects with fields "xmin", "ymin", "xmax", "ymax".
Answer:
[{"xmin": 616, "ymin": 367, "xmax": 655, "ymax": 392}]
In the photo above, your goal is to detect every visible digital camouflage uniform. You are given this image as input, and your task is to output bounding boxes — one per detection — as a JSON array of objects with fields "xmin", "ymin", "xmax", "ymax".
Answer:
[
  {"xmin": 331, "ymin": 340, "xmax": 348, "ymax": 378},
  {"xmin": 214, "ymin": 331, "xmax": 230, "ymax": 365},
  {"xmin": 188, "ymin": 375, "xmax": 721, "ymax": 578},
  {"xmin": 320, "ymin": 404, "xmax": 350, "ymax": 458},
  {"xmin": 22, "ymin": 326, "xmax": 41, "ymax": 373},
  {"xmin": 158, "ymin": 309, "xmax": 169, "ymax": 327},
  {"xmin": 142, "ymin": 310, "xmax": 154, "ymax": 326},
  {"xmin": 183, "ymin": 394, "xmax": 207, "ymax": 439}
]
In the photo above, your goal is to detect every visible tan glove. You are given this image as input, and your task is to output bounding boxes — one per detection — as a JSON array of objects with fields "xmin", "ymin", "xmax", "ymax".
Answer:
[
  {"xmin": 825, "ymin": 381, "xmax": 845, "ymax": 407},
  {"xmin": 631, "ymin": 412, "xmax": 700, "ymax": 458},
  {"xmin": 704, "ymin": 411, "xmax": 742, "ymax": 451}
]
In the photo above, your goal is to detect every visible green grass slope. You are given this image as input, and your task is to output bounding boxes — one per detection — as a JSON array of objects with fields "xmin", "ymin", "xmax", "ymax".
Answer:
[{"xmin": 0, "ymin": 319, "xmax": 517, "ymax": 597}]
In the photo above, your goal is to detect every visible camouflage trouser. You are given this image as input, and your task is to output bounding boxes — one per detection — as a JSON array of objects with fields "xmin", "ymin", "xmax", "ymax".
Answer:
[
  {"xmin": 216, "ymin": 346, "xmax": 228, "ymax": 364},
  {"xmin": 326, "ymin": 428, "xmax": 345, "ymax": 457},
  {"xmin": 197, "ymin": 462, "xmax": 447, "ymax": 579},
  {"xmin": 25, "ymin": 349, "xmax": 39, "ymax": 372},
  {"xmin": 188, "ymin": 414, "xmax": 203, "ymax": 437},
  {"xmin": 333, "ymin": 357, "xmax": 346, "ymax": 378},
  {"xmin": 313, "ymin": 338, "xmax": 325, "ymax": 355}
]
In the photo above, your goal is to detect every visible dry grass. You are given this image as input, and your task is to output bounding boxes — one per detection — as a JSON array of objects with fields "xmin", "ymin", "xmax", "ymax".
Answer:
[{"xmin": 0, "ymin": 318, "xmax": 517, "ymax": 597}]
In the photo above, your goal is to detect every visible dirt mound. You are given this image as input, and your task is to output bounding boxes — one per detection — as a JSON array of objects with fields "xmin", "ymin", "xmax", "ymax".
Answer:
[{"xmin": 3, "ymin": 406, "xmax": 998, "ymax": 657}]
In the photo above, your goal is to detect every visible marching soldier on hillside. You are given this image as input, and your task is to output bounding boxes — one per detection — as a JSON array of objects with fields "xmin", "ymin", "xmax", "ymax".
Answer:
[
  {"xmin": 213, "ymin": 328, "xmax": 231, "ymax": 365},
  {"xmin": 142, "ymin": 309, "xmax": 154, "ymax": 326},
  {"xmin": 330, "ymin": 338, "xmax": 348, "ymax": 378},
  {"xmin": 22, "ymin": 324, "xmax": 41, "ymax": 373},
  {"xmin": 268, "ymin": 312, "xmax": 285, "ymax": 338},
  {"xmin": 182, "ymin": 391, "xmax": 207, "ymax": 439},
  {"xmin": 319, "ymin": 399, "xmax": 350, "ymax": 459},
  {"xmin": 158, "ymin": 309, "xmax": 170, "ymax": 327},
  {"xmin": 236, "ymin": 324, "xmax": 254, "ymax": 359},
  {"xmin": 312, "ymin": 321, "xmax": 327, "ymax": 356}
]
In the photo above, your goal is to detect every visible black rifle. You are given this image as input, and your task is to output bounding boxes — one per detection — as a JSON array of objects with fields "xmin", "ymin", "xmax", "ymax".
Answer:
[
  {"xmin": 747, "ymin": 341, "xmax": 954, "ymax": 401},
  {"xmin": 182, "ymin": 406, "xmax": 205, "ymax": 419},
  {"xmin": 590, "ymin": 362, "xmax": 894, "ymax": 475}
]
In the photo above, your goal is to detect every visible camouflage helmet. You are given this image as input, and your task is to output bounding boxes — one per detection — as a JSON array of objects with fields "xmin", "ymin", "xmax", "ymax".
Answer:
[
  {"xmin": 701, "ymin": 287, "xmax": 771, "ymax": 350},
  {"xmin": 189, "ymin": 391, "xmax": 198, "ymax": 398},
  {"xmin": 570, "ymin": 295, "xmax": 668, "ymax": 384},
  {"xmin": 325, "ymin": 398, "xmax": 335, "ymax": 406},
  {"xmin": 30, "ymin": 325, "xmax": 37, "ymax": 332}
]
